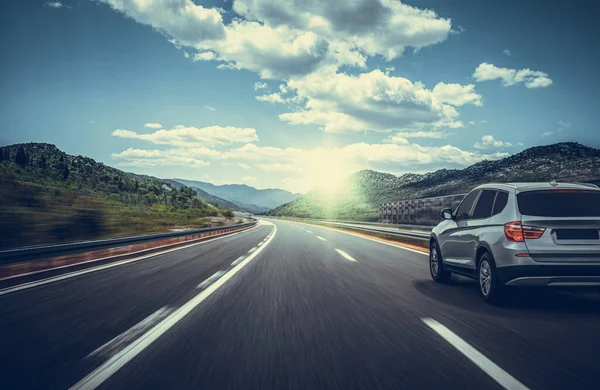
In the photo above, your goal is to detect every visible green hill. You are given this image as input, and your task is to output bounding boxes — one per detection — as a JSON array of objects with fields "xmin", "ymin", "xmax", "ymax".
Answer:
[
  {"xmin": 268, "ymin": 142, "xmax": 600, "ymax": 221},
  {"xmin": 0, "ymin": 143, "xmax": 223, "ymax": 249}
]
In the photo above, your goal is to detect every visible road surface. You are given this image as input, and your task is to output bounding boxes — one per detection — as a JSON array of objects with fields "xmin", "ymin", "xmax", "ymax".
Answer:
[{"xmin": 1, "ymin": 219, "xmax": 600, "ymax": 389}]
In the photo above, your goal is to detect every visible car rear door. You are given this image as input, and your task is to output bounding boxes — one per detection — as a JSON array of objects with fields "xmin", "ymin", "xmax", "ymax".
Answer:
[{"xmin": 517, "ymin": 189, "xmax": 600, "ymax": 262}]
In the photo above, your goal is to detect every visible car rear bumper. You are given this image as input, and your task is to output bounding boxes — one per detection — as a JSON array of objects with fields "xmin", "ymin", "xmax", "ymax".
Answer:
[{"xmin": 497, "ymin": 265, "xmax": 600, "ymax": 287}]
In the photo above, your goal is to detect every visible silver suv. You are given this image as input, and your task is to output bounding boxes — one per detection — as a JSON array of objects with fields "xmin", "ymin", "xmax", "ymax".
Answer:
[{"xmin": 429, "ymin": 181, "xmax": 600, "ymax": 302}]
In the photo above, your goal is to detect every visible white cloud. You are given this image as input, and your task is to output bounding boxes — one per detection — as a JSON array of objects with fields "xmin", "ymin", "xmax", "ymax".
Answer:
[
  {"xmin": 503, "ymin": 49, "xmax": 511, "ymax": 56},
  {"xmin": 204, "ymin": 105, "xmax": 217, "ymax": 111},
  {"xmin": 112, "ymin": 125, "xmax": 258, "ymax": 147},
  {"xmin": 473, "ymin": 63, "xmax": 553, "ymax": 88},
  {"xmin": 254, "ymin": 82, "xmax": 268, "ymax": 91},
  {"xmin": 468, "ymin": 121, "xmax": 475, "ymax": 125},
  {"xmin": 100, "ymin": 0, "xmax": 226, "ymax": 47},
  {"xmin": 100, "ymin": 0, "xmax": 452, "ymax": 79},
  {"xmin": 111, "ymin": 136, "xmax": 508, "ymax": 193},
  {"xmin": 542, "ymin": 131, "xmax": 553, "ymax": 137},
  {"xmin": 233, "ymin": 0, "xmax": 452, "ymax": 61},
  {"xmin": 242, "ymin": 176, "xmax": 257, "ymax": 184},
  {"xmin": 144, "ymin": 123, "xmax": 163, "ymax": 129},
  {"xmin": 388, "ymin": 131, "xmax": 448, "ymax": 141},
  {"xmin": 278, "ymin": 68, "xmax": 480, "ymax": 133},
  {"xmin": 473, "ymin": 135, "xmax": 512, "ymax": 149},
  {"xmin": 45, "ymin": 1, "xmax": 68, "ymax": 8},
  {"xmin": 256, "ymin": 93, "xmax": 286, "ymax": 103},
  {"xmin": 111, "ymin": 148, "xmax": 211, "ymax": 167},
  {"xmin": 432, "ymin": 83, "xmax": 483, "ymax": 107}
]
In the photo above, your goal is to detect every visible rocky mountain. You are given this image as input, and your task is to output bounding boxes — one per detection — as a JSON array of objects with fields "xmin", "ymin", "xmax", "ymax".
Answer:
[
  {"xmin": 174, "ymin": 178, "xmax": 301, "ymax": 212},
  {"xmin": 267, "ymin": 142, "xmax": 600, "ymax": 221},
  {"xmin": 128, "ymin": 175, "xmax": 242, "ymax": 212}
]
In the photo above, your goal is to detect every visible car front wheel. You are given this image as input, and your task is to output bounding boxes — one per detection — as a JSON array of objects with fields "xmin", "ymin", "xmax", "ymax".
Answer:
[{"xmin": 430, "ymin": 241, "xmax": 451, "ymax": 283}]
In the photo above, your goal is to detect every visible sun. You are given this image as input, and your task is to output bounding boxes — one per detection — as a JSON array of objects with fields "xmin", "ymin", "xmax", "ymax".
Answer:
[{"xmin": 300, "ymin": 155, "xmax": 350, "ymax": 195}]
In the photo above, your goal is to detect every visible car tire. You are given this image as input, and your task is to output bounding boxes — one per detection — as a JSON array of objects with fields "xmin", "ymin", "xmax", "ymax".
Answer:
[
  {"xmin": 430, "ymin": 241, "xmax": 451, "ymax": 283},
  {"xmin": 478, "ymin": 252, "xmax": 503, "ymax": 303}
]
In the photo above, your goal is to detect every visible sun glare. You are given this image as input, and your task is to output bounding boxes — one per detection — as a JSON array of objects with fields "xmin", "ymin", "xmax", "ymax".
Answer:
[{"xmin": 300, "ymin": 154, "xmax": 350, "ymax": 195}]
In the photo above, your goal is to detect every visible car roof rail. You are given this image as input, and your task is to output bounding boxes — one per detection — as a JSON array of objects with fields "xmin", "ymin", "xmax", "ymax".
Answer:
[{"xmin": 571, "ymin": 182, "xmax": 600, "ymax": 189}]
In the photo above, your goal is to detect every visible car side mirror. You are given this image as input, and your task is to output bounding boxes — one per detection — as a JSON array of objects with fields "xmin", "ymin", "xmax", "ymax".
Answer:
[{"xmin": 441, "ymin": 208, "xmax": 453, "ymax": 220}]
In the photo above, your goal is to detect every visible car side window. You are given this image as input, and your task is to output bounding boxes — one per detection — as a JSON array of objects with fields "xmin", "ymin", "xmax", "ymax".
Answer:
[
  {"xmin": 472, "ymin": 190, "xmax": 497, "ymax": 219},
  {"xmin": 454, "ymin": 190, "xmax": 480, "ymax": 221},
  {"xmin": 492, "ymin": 191, "xmax": 509, "ymax": 215}
]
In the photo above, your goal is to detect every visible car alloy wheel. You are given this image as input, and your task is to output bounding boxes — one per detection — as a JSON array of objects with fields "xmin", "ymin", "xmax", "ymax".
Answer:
[
  {"xmin": 479, "ymin": 259, "xmax": 492, "ymax": 297},
  {"xmin": 430, "ymin": 246, "xmax": 439, "ymax": 277}
]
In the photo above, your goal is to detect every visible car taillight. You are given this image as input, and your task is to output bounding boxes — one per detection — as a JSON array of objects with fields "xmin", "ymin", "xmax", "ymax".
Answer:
[{"xmin": 504, "ymin": 221, "xmax": 546, "ymax": 242}]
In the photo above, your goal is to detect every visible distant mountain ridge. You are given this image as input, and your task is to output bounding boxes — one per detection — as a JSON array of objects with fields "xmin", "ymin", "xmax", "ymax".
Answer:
[
  {"xmin": 174, "ymin": 178, "xmax": 301, "ymax": 213},
  {"xmin": 267, "ymin": 142, "xmax": 600, "ymax": 221}
]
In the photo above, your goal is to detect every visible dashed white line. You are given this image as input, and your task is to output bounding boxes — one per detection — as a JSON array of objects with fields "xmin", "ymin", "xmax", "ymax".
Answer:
[
  {"xmin": 231, "ymin": 255, "xmax": 245, "ymax": 266},
  {"xmin": 422, "ymin": 318, "xmax": 529, "ymax": 390},
  {"xmin": 296, "ymin": 222, "xmax": 428, "ymax": 256},
  {"xmin": 335, "ymin": 249, "xmax": 357, "ymax": 262},
  {"xmin": 306, "ymin": 230, "xmax": 313, "ymax": 234},
  {"xmin": 248, "ymin": 246, "xmax": 258, "ymax": 254},
  {"xmin": 87, "ymin": 307, "xmax": 174, "ymax": 359},
  {"xmin": 316, "ymin": 236, "xmax": 327, "ymax": 241},
  {"xmin": 71, "ymin": 222, "xmax": 277, "ymax": 390},
  {"xmin": 197, "ymin": 270, "xmax": 226, "ymax": 289}
]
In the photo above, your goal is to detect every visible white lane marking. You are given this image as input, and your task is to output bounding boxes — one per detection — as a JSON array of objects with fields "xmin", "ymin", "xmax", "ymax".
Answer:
[
  {"xmin": 0, "ymin": 223, "xmax": 262, "ymax": 297},
  {"xmin": 231, "ymin": 255, "xmax": 245, "ymax": 266},
  {"xmin": 306, "ymin": 230, "xmax": 313, "ymax": 234},
  {"xmin": 422, "ymin": 318, "xmax": 529, "ymax": 390},
  {"xmin": 335, "ymin": 249, "xmax": 357, "ymax": 262},
  {"xmin": 297, "ymin": 222, "xmax": 428, "ymax": 255},
  {"xmin": 88, "ymin": 307, "xmax": 174, "ymax": 359},
  {"xmin": 316, "ymin": 236, "xmax": 327, "ymax": 241},
  {"xmin": 197, "ymin": 270, "xmax": 226, "ymax": 289},
  {"xmin": 71, "ymin": 223, "xmax": 277, "ymax": 390},
  {"xmin": 248, "ymin": 246, "xmax": 258, "ymax": 254}
]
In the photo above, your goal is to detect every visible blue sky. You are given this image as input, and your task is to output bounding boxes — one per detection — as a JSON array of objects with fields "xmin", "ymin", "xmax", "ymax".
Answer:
[{"xmin": 1, "ymin": 0, "xmax": 599, "ymax": 193}]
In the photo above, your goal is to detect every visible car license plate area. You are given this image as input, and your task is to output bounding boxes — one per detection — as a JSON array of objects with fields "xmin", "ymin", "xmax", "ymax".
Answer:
[{"xmin": 555, "ymin": 229, "xmax": 599, "ymax": 240}]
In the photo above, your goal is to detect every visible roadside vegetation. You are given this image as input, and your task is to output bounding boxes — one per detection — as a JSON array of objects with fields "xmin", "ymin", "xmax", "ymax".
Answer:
[{"xmin": 0, "ymin": 143, "xmax": 222, "ymax": 249}]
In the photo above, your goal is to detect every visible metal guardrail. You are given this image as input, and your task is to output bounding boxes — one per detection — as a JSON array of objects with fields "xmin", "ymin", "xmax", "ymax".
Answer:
[{"xmin": 0, "ymin": 221, "xmax": 257, "ymax": 265}]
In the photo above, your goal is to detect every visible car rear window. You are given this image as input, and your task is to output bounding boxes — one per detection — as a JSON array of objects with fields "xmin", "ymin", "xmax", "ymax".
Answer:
[{"xmin": 517, "ymin": 190, "xmax": 600, "ymax": 217}]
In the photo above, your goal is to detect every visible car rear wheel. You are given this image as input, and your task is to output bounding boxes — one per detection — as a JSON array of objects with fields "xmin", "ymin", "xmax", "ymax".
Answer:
[
  {"xmin": 430, "ymin": 241, "xmax": 451, "ymax": 283},
  {"xmin": 478, "ymin": 252, "xmax": 502, "ymax": 303}
]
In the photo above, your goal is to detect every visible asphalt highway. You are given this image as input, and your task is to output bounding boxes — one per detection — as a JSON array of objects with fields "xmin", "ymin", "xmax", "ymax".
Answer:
[{"xmin": 1, "ymin": 219, "xmax": 600, "ymax": 390}]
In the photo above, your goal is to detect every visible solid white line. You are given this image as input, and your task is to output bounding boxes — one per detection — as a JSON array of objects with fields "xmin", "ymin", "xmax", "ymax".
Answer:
[
  {"xmin": 422, "ymin": 318, "xmax": 529, "ymax": 390},
  {"xmin": 0, "ymin": 223, "xmax": 262, "ymax": 297},
  {"xmin": 335, "ymin": 249, "xmax": 357, "ymax": 262},
  {"xmin": 316, "ymin": 236, "xmax": 327, "ymax": 241},
  {"xmin": 197, "ymin": 270, "xmax": 225, "ymax": 289},
  {"xmin": 296, "ymin": 222, "xmax": 428, "ymax": 256},
  {"xmin": 88, "ymin": 307, "xmax": 173, "ymax": 359},
  {"xmin": 71, "ymin": 222, "xmax": 277, "ymax": 390}
]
